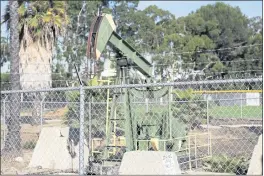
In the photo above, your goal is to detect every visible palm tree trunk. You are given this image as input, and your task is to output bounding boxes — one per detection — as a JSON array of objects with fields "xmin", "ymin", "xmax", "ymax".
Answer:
[
  {"xmin": 3, "ymin": 0, "xmax": 22, "ymax": 157},
  {"xmin": 19, "ymin": 42, "xmax": 52, "ymax": 127}
]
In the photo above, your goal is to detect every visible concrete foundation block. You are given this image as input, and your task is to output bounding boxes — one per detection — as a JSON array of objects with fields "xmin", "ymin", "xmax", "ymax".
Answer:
[
  {"xmin": 28, "ymin": 127, "xmax": 89, "ymax": 171},
  {"xmin": 118, "ymin": 151, "xmax": 182, "ymax": 175},
  {"xmin": 247, "ymin": 134, "xmax": 262, "ymax": 175}
]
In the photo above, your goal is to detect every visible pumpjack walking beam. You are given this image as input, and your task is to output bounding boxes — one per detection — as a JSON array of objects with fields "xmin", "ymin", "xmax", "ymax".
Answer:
[{"xmin": 87, "ymin": 14, "xmax": 153, "ymax": 79}]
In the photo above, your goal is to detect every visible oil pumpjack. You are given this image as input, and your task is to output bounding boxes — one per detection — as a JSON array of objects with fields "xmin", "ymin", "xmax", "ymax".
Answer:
[{"xmin": 86, "ymin": 11, "xmax": 187, "ymax": 165}]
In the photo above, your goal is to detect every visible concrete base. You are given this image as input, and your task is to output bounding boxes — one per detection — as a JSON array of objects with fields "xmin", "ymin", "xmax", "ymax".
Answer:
[
  {"xmin": 28, "ymin": 127, "xmax": 89, "ymax": 171},
  {"xmin": 185, "ymin": 171, "xmax": 234, "ymax": 175},
  {"xmin": 247, "ymin": 134, "xmax": 262, "ymax": 175},
  {"xmin": 118, "ymin": 151, "xmax": 181, "ymax": 175}
]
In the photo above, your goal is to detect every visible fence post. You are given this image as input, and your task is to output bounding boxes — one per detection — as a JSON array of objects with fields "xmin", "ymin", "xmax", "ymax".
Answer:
[
  {"xmin": 79, "ymin": 86, "xmax": 85, "ymax": 175},
  {"xmin": 194, "ymin": 135, "xmax": 197, "ymax": 169},
  {"xmin": 88, "ymin": 96, "xmax": 92, "ymax": 159},
  {"xmin": 21, "ymin": 92, "xmax": 23, "ymax": 102},
  {"xmin": 188, "ymin": 135, "xmax": 192, "ymax": 171},
  {"xmin": 145, "ymin": 98, "xmax": 149, "ymax": 113},
  {"xmin": 40, "ymin": 101, "xmax": 43, "ymax": 128},
  {"xmin": 169, "ymin": 86, "xmax": 172, "ymax": 139},
  {"xmin": 3, "ymin": 96, "xmax": 8, "ymax": 145},
  {"xmin": 40, "ymin": 97, "xmax": 45, "ymax": 129},
  {"xmin": 207, "ymin": 98, "xmax": 209, "ymax": 155},
  {"xmin": 240, "ymin": 94, "xmax": 243, "ymax": 118}
]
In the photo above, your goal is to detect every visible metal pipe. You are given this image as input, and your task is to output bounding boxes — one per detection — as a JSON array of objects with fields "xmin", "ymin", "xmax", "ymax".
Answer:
[
  {"xmin": 210, "ymin": 132, "xmax": 212, "ymax": 157},
  {"xmin": 1, "ymin": 78, "xmax": 262, "ymax": 94},
  {"xmin": 3, "ymin": 96, "xmax": 8, "ymax": 145},
  {"xmin": 207, "ymin": 98, "xmax": 209, "ymax": 155},
  {"xmin": 13, "ymin": 96, "xmax": 261, "ymax": 104},
  {"xmin": 188, "ymin": 136, "xmax": 192, "ymax": 171},
  {"xmin": 40, "ymin": 97, "xmax": 45, "ymax": 129},
  {"xmin": 145, "ymin": 98, "xmax": 149, "ymax": 113},
  {"xmin": 89, "ymin": 97, "xmax": 93, "ymax": 156},
  {"xmin": 169, "ymin": 86, "xmax": 172, "ymax": 139},
  {"xmin": 105, "ymin": 80, "xmax": 110, "ymax": 137},
  {"xmin": 113, "ymin": 105, "xmax": 117, "ymax": 155},
  {"xmin": 195, "ymin": 135, "xmax": 197, "ymax": 169},
  {"xmin": 79, "ymin": 86, "xmax": 85, "ymax": 175},
  {"xmin": 91, "ymin": 139, "xmax": 94, "ymax": 156},
  {"xmin": 240, "ymin": 94, "xmax": 243, "ymax": 118},
  {"xmin": 21, "ymin": 92, "xmax": 23, "ymax": 102}
]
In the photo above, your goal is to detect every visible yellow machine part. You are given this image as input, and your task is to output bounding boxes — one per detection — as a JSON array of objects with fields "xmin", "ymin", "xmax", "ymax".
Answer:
[
  {"xmin": 117, "ymin": 136, "xmax": 126, "ymax": 146},
  {"xmin": 114, "ymin": 137, "xmax": 159, "ymax": 150},
  {"xmin": 150, "ymin": 138, "xmax": 159, "ymax": 151}
]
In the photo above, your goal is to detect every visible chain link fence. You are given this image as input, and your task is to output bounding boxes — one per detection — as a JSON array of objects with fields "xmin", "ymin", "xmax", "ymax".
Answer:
[{"xmin": 1, "ymin": 78, "xmax": 262, "ymax": 175}]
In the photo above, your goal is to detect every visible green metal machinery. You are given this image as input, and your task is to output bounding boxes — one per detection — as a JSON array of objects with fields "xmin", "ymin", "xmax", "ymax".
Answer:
[{"xmin": 87, "ymin": 13, "xmax": 187, "ymax": 161}]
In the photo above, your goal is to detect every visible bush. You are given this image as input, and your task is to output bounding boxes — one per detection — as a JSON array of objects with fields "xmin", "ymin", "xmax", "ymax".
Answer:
[
  {"xmin": 0, "ymin": 73, "xmax": 10, "ymax": 90},
  {"xmin": 172, "ymin": 88, "xmax": 207, "ymax": 131},
  {"xmin": 23, "ymin": 140, "xmax": 37, "ymax": 149},
  {"xmin": 203, "ymin": 155, "xmax": 249, "ymax": 175}
]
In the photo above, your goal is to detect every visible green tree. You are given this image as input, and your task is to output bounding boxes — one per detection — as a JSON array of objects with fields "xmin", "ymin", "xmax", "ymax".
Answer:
[
  {"xmin": 243, "ymin": 16, "xmax": 263, "ymax": 77},
  {"xmin": 187, "ymin": 2, "xmax": 251, "ymax": 77},
  {"xmin": 0, "ymin": 37, "xmax": 10, "ymax": 67}
]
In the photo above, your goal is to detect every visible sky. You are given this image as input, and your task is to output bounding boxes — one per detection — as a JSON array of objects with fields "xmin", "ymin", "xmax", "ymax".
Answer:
[
  {"xmin": 1, "ymin": 1, "xmax": 262, "ymax": 37},
  {"xmin": 137, "ymin": 1, "xmax": 263, "ymax": 18}
]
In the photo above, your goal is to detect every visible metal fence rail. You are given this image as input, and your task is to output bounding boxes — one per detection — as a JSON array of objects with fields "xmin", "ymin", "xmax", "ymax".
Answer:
[{"xmin": 0, "ymin": 78, "xmax": 262, "ymax": 175}]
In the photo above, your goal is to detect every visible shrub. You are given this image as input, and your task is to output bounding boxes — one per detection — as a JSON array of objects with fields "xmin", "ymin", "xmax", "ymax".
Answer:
[
  {"xmin": 0, "ymin": 73, "xmax": 10, "ymax": 90},
  {"xmin": 23, "ymin": 140, "xmax": 37, "ymax": 149},
  {"xmin": 203, "ymin": 155, "xmax": 249, "ymax": 175}
]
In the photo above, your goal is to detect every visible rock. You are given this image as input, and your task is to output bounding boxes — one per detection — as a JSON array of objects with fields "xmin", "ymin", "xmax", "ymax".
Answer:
[{"xmin": 15, "ymin": 157, "xmax": 24, "ymax": 163}]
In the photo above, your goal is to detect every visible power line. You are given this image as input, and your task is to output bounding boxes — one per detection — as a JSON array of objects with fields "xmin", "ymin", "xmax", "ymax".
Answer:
[
  {"xmin": 1, "ymin": 44, "xmax": 262, "ymax": 76},
  {"xmin": 149, "ymin": 43, "xmax": 263, "ymax": 56},
  {"xmin": 146, "ymin": 59, "xmax": 262, "ymax": 67},
  {"xmin": 1, "ymin": 43, "xmax": 261, "ymax": 65},
  {"xmin": 15, "ymin": 58, "xmax": 262, "ymax": 66}
]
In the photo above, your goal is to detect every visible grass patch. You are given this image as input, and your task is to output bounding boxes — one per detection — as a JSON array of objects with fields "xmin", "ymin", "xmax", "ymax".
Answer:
[{"xmin": 209, "ymin": 105, "xmax": 262, "ymax": 119}]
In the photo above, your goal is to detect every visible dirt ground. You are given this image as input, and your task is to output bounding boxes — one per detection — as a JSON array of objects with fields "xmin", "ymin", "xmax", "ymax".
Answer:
[
  {"xmin": 1, "ymin": 115, "xmax": 262, "ymax": 175},
  {"xmin": 1, "ymin": 150, "xmax": 34, "ymax": 175},
  {"xmin": 210, "ymin": 126, "xmax": 261, "ymax": 157},
  {"xmin": 43, "ymin": 106, "xmax": 68, "ymax": 119}
]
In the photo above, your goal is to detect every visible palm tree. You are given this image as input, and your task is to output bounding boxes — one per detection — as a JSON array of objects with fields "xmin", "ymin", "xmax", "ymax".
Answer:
[
  {"xmin": 2, "ymin": 1, "xmax": 68, "ymax": 156},
  {"xmin": 2, "ymin": 0, "xmax": 22, "ymax": 157},
  {"xmin": 3, "ymin": 1, "xmax": 68, "ymax": 90}
]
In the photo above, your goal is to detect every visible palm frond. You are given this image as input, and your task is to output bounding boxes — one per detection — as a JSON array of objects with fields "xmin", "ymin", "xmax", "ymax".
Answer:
[
  {"xmin": 53, "ymin": 1, "xmax": 65, "ymax": 9},
  {"xmin": 18, "ymin": 3, "xmax": 26, "ymax": 16},
  {"xmin": 2, "ymin": 0, "xmax": 68, "ymax": 47},
  {"xmin": 42, "ymin": 13, "xmax": 52, "ymax": 23},
  {"xmin": 28, "ymin": 16, "xmax": 38, "ymax": 28},
  {"xmin": 54, "ymin": 15, "xmax": 62, "ymax": 27}
]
